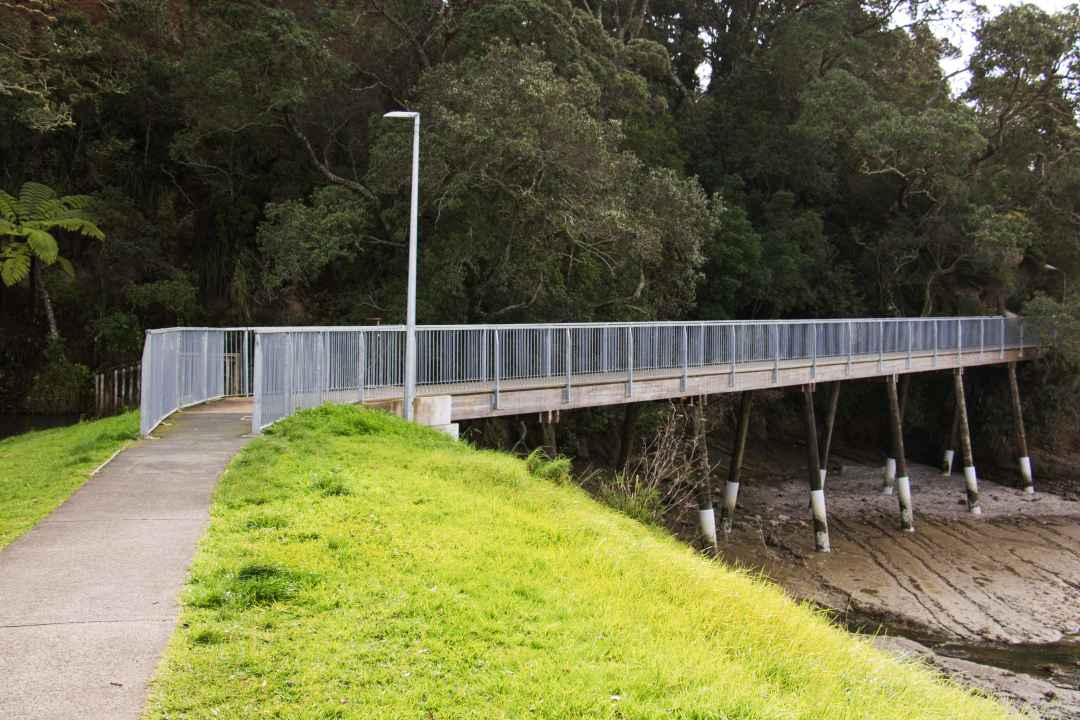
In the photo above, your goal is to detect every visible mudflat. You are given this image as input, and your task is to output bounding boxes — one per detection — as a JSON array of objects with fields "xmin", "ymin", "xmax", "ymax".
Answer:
[{"xmin": 714, "ymin": 458, "xmax": 1080, "ymax": 719}]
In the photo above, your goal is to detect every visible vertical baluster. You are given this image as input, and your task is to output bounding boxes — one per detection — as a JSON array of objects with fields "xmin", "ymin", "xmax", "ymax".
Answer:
[
  {"xmin": 564, "ymin": 328, "xmax": 572, "ymax": 402},
  {"xmin": 681, "ymin": 325, "xmax": 689, "ymax": 392},
  {"xmin": 730, "ymin": 324, "xmax": 737, "ymax": 387}
]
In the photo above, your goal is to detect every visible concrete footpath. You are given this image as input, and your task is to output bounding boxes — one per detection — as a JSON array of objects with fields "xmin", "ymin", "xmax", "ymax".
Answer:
[{"xmin": 0, "ymin": 400, "xmax": 252, "ymax": 720}]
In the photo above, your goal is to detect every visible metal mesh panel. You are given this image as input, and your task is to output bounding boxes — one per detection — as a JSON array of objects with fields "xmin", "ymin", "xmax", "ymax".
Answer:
[{"xmin": 139, "ymin": 328, "xmax": 232, "ymax": 435}]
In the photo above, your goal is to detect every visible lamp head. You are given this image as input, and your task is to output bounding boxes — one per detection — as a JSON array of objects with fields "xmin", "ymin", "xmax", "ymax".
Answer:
[{"xmin": 384, "ymin": 111, "xmax": 419, "ymax": 119}]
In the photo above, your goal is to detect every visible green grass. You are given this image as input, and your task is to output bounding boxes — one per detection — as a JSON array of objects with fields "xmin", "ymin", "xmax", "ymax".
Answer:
[
  {"xmin": 0, "ymin": 412, "xmax": 140, "ymax": 548},
  {"xmin": 145, "ymin": 405, "xmax": 1016, "ymax": 719}
]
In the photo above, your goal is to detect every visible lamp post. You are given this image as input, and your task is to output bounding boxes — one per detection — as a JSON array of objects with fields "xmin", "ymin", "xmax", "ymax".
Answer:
[
  {"xmin": 384, "ymin": 110, "xmax": 420, "ymax": 421},
  {"xmin": 1045, "ymin": 263, "xmax": 1067, "ymax": 302}
]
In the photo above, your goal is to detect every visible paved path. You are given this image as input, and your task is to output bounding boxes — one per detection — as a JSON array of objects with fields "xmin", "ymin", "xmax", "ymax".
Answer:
[{"xmin": 0, "ymin": 401, "xmax": 251, "ymax": 720}]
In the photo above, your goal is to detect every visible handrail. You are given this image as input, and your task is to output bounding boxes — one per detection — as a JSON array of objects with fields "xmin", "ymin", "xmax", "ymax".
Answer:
[{"xmin": 137, "ymin": 317, "xmax": 1039, "ymax": 436}]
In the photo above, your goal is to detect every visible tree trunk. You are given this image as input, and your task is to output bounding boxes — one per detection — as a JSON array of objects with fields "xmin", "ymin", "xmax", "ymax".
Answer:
[{"xmin": 33, "ymin": 258, "xmax": 60, "ymax": 342}]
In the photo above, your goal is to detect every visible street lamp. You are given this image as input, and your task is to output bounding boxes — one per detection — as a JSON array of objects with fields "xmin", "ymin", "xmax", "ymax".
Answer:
[
  {"xmin": 1045, "ymin": 263, "xmax": 1067, "ymax": 301},
  {"xmin": 384, "ymin": 110, "xmax": 420, "ymax": 421}
]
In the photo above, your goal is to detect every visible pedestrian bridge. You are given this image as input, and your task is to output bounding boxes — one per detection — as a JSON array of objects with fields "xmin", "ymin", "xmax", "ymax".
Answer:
[
  {"xmin": 139, "ymin": 316, "xmax": 1035, "ymax": 436},
  {"xmin": 137, "ymin": 316, "xmax": 1039, "ymax": 553}
]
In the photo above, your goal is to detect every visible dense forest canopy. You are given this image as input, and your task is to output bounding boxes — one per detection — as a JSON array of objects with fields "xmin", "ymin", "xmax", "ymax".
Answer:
[{"xmin": 2, "ymin": 0, "xmax": 1079, "ymax": 436}]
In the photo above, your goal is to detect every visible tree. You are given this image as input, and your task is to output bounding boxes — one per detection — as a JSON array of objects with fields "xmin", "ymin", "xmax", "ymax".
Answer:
[
  {"xmin": 367, "ymin": 42, "xmax": 708, "ymax": 322},
  {"xmin": 0, "ymin": 182, "xmax": 105, "ymax": 341}
]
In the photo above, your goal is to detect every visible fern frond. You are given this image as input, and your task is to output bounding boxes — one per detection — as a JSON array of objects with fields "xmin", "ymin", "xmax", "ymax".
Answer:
[
  {"xmin": 0, "ymin": 219, "xmax": 25, "ymax": 237},
  {"xmin": 1, "ymin": 245, "xmax": 31, "ymax": 286},
  {"xmin": 25, "ymin": 228, "xmax": 59, "ymax": 263},
  {"xmin": 19, "ymin": 182, "xmax": 57, "ymax": 217},
  {"xmin": 27, "ymin": 217, "xmax": 105, "ymax": 241},
  {"xmin": 0, "ymin": 192, "xmax": 26, "ymax": 222},
  {"xmin": 56, "ymin": 255, "xmax": 76, "ymax": 278},
  {"xmin": 61, "ymin": 195, "xmax": 95, "ymax": 210}
]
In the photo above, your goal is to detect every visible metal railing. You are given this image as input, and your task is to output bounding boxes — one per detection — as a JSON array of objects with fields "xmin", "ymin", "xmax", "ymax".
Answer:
[
  {"xmin": 139, "ymin": 328, "xmax": 254, "ymax": 435},
  {"xmin": 245, "ymin": 316, "xmax": 1034, "ymax": 433}
]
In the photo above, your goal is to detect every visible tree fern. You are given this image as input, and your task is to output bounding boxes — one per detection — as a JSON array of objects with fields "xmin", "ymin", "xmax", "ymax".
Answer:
[
  {"xmin": 1, "ymin": 245, "xmax": 31, "ymax": 286},
  {"xmin": 0, "ymin": 192, "xmax": 26, "ymax": 222},
  {"xmin": 25, "ymin": 228, "xmax": 60, "ymax": 264},
  {"xmin": 18, "ymin": 182, "xmax": 58, "ymax": 220},
  {"xmin": 0, "ymin": 181, "xmax": 105, "ymax": 287}
]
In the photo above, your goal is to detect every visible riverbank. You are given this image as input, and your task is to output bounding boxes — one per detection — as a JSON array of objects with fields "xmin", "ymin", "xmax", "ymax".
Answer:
[
  {"xmin": 708, "ymin": 451, "xmax": 1080, "ymax": 719},
  {"xmin": 145, "ymin": 404, "xmax": 1013, "ymax": 719}
]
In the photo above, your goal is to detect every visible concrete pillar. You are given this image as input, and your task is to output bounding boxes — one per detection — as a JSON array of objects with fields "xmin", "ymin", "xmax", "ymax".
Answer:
[
  {"xmin": 1007, "ymin": 362, "xmax": 1034, "ymax": 494},
  {"xmin": 942, "ymin": 394, "xmax": 960, "ymax": 477},
  {"xmin": 413, "ymin": 395, "xmax": 459, "ymax": 439},
  {"xmin": 881, "ymin": 376, "xmax": 906, "ymax": 495},
  {"xmin": 692, "ymin": 398, "xmax": 717, "ymax": 550},
  {"xmin": 953, "ymin": 369, "xmax": 981, "ymax": 514},
  {"xmin": 819, "ymin": 382, "xmax": 840, "ymax": 490},
  {"xmin": 719, "ymin": 391, "xmax": 753, "ymax": 536},
  {"xmin": 802, "ymin": 385, "xmax": 830, "ymax": 552},
  {"xmin": 540, "ymin": 410, "xmax": 558, "ymax": 459},
  {"xmin": 886, "ymin": 375, "xmax": 914, "ymax": 532},
  {"xmin": 881, "ymin": 457, "xmax": 897, "ymax": 495}
]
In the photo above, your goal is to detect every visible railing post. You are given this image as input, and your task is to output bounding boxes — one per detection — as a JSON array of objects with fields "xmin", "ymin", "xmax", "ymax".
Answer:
[
  {"xmin": 626, "ymin": 326, "xmax": 634, "ymax": 397},
  {"xmin": 878, "ymin": 320, "xmax": 884, "ymax": 371},
  {"xmin": 564, "ymin": 328, "xmax": 572, "ymax": 402},
  {"xmin": 933, "ymin": 320, "xmax": 939, "ymax": 367},
  {"xmin": 358, "ymin": 331, "xmax": 366, "ymax": 404},
  {"xmin": 773, "ymin": 323, "xmax": 781, "ymax": 384},
  {"xmin": 493, "ymin": 330, "xmax": 501, "ymax": 410},
  {"xmin": 251, "ymin": 332, "xmax": 263, "ymax": 433},
  {"xmin": 957, "ymin": 318, "xmax": 963, "ymax": 360},
  {"xmin": 285, "ymin": 332, "xmax": 295, "ymax": 416},
  {"xmin": 847, "ymin": 321, "xmax": 853, "ymax": 376},
  {"xmin": 481, "ymin": 329, "xmax": 488, "ymax": 382},
  {"xmin": 906, "ymin": 320, "xmax": 913, "ymax": 369},
  {"xmin": 1000, "ymin": 317, "xmax": 1005, "ymax": 358},
  {"xmin": 1019, "ymin": 318, "xmax": 1025, "ymax": 358},
  {"xmin": 202, "ymin": 330, "xmax": 209, "ymax": 402},
  {"xmin": 730, "ymin": 324, "xmax": 737, "ymax": 387},
  {"xmin": 681, "ymin": 325, "xmax": 689, "ymax": 392},
  {"xmin": 545, "ymin": 328, "xmax": 553, "ymax": 377},
  {"xmin": 601, "ymin": 327, "xmax": 609, "ymax": 374},
  {"xmin": 810, "ymin": 322, "xmax": 817, "ymax": 380},
  {"xmin": 980, "ymin": 318, "xmax": 985, "ymax": 356}
]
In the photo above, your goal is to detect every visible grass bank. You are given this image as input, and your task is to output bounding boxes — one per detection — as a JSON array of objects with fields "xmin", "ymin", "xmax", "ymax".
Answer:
[
  {"xmin": 146, "ymin": 405, "xmax": 1014, "ymax": 719},
  {"xmin": 0, "ymin": 412, "xmax": 139, "ymax": 548}
]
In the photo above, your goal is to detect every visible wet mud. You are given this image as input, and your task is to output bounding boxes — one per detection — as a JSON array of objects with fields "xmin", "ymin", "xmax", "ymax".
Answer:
[{"xmin": 709, "ymin": 455, "xmax": 1080, "ymax": 718}]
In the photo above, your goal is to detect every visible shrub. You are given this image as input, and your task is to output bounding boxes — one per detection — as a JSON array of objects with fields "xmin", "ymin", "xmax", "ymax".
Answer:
[
  {"xmin": 598, "ymin": 473, "xmax": 665, "ymax": 526},
  {"xmin": 23, "ymin": 352, "xmax": 92, "ymax": 414},
  {"xmin": 525, "ymin": 448, "xmax": 572, "ymax": 484}
]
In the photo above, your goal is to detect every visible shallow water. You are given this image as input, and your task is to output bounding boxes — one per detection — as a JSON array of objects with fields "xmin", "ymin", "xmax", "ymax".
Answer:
[
  {"xmin": 849, "ymin": 612, "xmax": 1080, "ymax": 690},
  {"xmin": 935, "ymin": 635, "xmax": 1080, "ymax": 690}
]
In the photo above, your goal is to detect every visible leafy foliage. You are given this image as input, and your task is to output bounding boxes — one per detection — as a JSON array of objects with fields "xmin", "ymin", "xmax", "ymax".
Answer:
[
  {"xmin": 2, "ymin": 0, "xmax": 1080, "ymax": 448},
  {"xmin": 0, "ymin": 181, "xmax": 104, "ymax": 286}
]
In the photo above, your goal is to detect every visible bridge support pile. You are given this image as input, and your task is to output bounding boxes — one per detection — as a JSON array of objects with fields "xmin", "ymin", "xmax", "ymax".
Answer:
[
  {"xmin": 802, "ymin": 385, "xmax": 831, "ymax": 552},
  {"xmin": 953, "ymin": 369, "xmax": 982, "ymax": 515},
  {"xmin": 692, "ymin": 398, "xmax": 718, "ymax": 551},
  {"xmin": 719, "ymin": 392, "xmax": 753, "ymax": 536},
  {"xmin": 1007, "ymin": 362, "xmax": 1035, "ymax": 494},
  {"xmin": 886, "ymin": 375, "xmax": 915, "ymax": 532}
]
